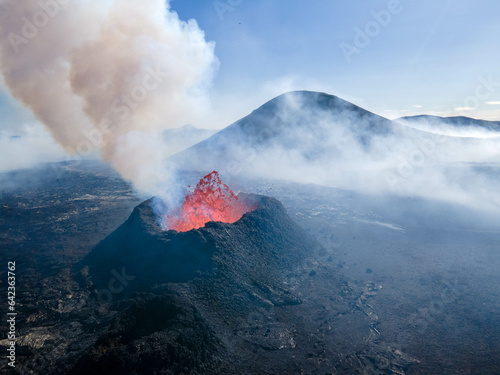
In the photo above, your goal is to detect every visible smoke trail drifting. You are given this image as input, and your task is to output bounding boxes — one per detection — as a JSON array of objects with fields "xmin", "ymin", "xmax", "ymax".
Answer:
[{"xmin": 0, "ymin": 0, "xmax": 218, "ymax": 196}]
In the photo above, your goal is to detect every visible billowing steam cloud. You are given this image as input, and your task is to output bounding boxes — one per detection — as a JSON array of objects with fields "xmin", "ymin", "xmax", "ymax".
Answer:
[{"xmin": 0, "ymin": 0, "xmax": 218, "ymax": 198}]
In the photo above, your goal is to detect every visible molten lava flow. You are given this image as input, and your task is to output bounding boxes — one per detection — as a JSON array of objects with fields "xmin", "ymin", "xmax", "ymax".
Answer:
[{"xmin": 165, "ymin": 171, "xmax": 255, "ymax": 232}]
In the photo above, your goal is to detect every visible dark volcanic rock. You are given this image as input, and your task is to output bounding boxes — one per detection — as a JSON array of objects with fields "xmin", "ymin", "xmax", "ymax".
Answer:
[
  {"xmin": 77, "ymin": 193, "xmax": 316, "ymax": 292},
  {"xmin": 68, "ymin": 194, "xmax": 324, "ymax": 374},
  {"xmin": 70, "ymin": 293, "xmax": 231, "ymax": 375}
]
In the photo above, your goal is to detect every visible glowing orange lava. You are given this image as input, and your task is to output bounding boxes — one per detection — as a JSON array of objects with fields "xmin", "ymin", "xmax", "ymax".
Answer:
[{"xmin": 165, "ymin": 171, "xmax": 254, "ymax": 232}]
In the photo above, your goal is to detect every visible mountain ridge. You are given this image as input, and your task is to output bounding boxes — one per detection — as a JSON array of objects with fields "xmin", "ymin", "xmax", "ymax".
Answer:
[
  {"xmin": 398, "ymin": 115, "xmax": 500, "ymax": 130},
  {"xmin": 168, "ymin": 90, "xmax": 423, "ymax": 174}
]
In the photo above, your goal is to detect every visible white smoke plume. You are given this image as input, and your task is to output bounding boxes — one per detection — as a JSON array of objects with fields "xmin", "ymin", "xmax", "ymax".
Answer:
[{"xmin": 0, "ymin": 0, "xmax": 218, "ymax": 199}]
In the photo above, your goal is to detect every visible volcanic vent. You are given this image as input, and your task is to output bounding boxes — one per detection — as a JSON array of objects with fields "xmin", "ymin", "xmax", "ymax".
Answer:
[{"xmin": 164, "ymin": 171, "xmax": 256, "ymax": 232}]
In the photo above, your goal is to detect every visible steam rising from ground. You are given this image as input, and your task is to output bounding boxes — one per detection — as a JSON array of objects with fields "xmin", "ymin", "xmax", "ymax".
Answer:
[
  {"xmin": 0, "ymin": 0, "xmax": 218, "ymax": 201},
  {"xmin": 0, "ymin": 123, "xmax": 67, "ymax": 171},
  {"xmin": 173, "ymin": 91, "xmax": 500, "ymax": 214}
]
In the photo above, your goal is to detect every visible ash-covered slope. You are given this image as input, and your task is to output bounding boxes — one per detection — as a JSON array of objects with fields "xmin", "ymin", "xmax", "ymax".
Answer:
[
  {"xmin": 169, "ymin": 91, "xmax": 438, "ymax": 178},
  {"xmin": 208, "ymin": 90, "xmax": 397, "ymax": 144},
  {"xmin": 170, "ymin": 91, "xmax": 398, "ymax": 169}
]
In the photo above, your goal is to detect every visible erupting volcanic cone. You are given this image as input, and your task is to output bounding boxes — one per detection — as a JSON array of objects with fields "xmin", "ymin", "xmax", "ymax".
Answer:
[
  {"xmin": 165, "ymin": 171, "xmax": 255, "ymax": 232},
  {"xmin": 76, "ymin": 191, "xmax": 318, "ymax": 288}
]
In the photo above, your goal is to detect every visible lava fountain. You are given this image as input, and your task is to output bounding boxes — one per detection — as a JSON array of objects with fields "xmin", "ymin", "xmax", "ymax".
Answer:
[{"xmin": 164, "ymin": 171, "xmax": 256, "ymax": 232}]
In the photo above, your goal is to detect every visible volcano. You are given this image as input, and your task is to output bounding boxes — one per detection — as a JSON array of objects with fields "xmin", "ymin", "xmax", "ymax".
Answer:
[
  {"xmin": 169, "ymin": 91, "xmax": 433, "ymax": 176},
  {"xmin": 171, "ymin": 91, "xmax": 395, "ymax": 165},
  {"xmin": 73, "ymin": 192, "xmax": 317, "ymax": 373},
  {"xmin": 77, "ymin": 189, "xmax": 317, "ymax": 291}
]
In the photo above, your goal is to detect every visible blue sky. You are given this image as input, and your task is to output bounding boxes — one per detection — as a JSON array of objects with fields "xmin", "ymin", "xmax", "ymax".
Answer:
[
  {"xmin": 2, "ymin": 0, "xmax": 500, "ymax": 132},
  {"xmin": 169, "ymin": 0, "xmax": 500, "ymax": 126}
]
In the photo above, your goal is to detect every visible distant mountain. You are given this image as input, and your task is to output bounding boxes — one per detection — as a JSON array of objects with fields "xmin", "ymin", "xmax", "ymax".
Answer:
[
  {"xmin": 170, "ymin": 91, "xmax": 405, "ymax": 171},
  {"xmin": 169, "ymin": 91, "xmax": 500, "ymax": 189},
  {"xmin": 162, "ymin": 124, "xmax": 218, "ymax": 157},
  {"xmin": 398, "ymin": 115, "xmax": 500, "ymax": 131},
  {"xmin": 194, "ymin": 90, "xmax": 396, "ymax": 146}
]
